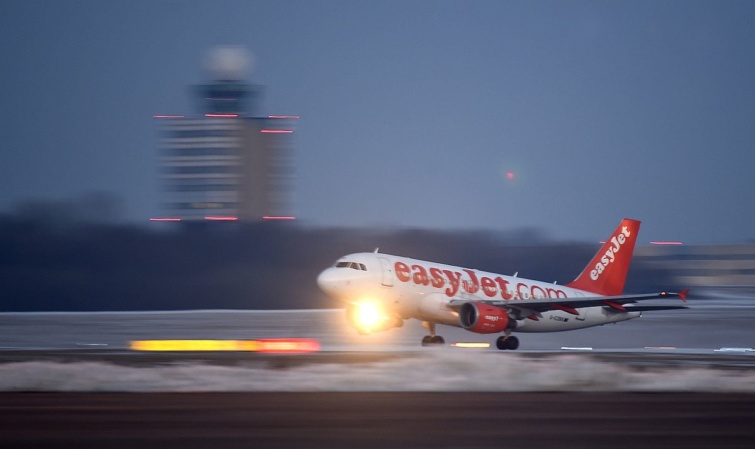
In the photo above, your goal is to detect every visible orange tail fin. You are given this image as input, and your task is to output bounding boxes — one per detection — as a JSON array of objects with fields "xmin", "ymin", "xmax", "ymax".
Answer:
[{"xmin": 566, "ymin": 218, "xmax": 640, "ymax": 296}]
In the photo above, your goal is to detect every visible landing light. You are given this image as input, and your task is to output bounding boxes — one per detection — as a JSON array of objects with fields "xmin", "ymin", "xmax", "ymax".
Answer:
[{"xmin": 354, "ymin": 302, "xmax": 383, "ymax": 331}]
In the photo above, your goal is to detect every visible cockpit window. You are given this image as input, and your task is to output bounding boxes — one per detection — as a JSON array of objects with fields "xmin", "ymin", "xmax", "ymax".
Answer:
[{"xmin": 334, "ymin": 261, "xmax": 368, "ymax": 271}]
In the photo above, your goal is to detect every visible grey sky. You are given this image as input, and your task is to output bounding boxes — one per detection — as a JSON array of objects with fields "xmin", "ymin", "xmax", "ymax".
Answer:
[{"xmin": 1, "ymin": 1, "xmax": 754, "ymax": 244}]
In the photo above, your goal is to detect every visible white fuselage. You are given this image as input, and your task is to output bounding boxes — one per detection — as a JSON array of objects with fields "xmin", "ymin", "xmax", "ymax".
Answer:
[{"xmin": 317, "ymin": 252, "xmax": 640, "ymax": 334}]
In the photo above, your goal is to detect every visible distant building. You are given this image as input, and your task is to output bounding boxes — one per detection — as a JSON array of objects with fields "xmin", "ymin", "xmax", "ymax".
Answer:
[
  {"xmin": 636, "ymin": 244, "xmax": 755, "ymax": 289},
  {"xmin": 154, "ymin": 47, "xmax": 295, "ymax": 222}
]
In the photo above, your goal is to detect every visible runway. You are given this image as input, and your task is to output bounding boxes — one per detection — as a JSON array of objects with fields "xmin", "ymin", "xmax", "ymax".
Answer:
[
  {"xmin": 2, "ymin": 392, "xmax": 754, "ymax": 449},
  {"xmin": 1, "ymin": 304, "xmax": 754, "ymax": 447},
  {"xmin": 0, "ymin": 304, "xmax": 754, "ymax": 392}
]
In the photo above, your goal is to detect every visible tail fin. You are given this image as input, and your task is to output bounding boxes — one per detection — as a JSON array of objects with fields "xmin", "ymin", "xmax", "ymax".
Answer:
[{"xmin": 566, "ymin": 218, "xmax": 640, "ymax": 296}]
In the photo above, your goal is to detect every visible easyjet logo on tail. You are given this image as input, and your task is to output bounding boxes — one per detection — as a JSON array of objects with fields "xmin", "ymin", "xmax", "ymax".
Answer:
[
  {"xmin": 590, "ymin": 226, "xmax": 631, "ymax": 281},
  {"xmin": 566, "ymin": 218, "xmax": 640, "ymax": 297}
]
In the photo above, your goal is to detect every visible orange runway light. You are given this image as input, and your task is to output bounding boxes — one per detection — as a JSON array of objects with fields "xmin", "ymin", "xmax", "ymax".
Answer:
[
  {"xmin": 451, "ymin": 342, "xmax": 491, "ymax": 349},
  {"xmin": 257, "ymin": 339, "xmax": 321, "ymax": 354},
  {"xmin": 263, "ymin": 216, "xmax": 296, "ymax": 220},
  {"xmin": 130, "ymin": 340, "xmax": 259, "ymax": 352},
  {"xmin": 129, "ymin": 339, "xmax": 320, "ymax": 353}
]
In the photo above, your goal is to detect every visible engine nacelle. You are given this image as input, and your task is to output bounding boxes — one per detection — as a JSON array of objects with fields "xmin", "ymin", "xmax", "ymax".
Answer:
[{"xmin": 459, "ymin": 302, "xmax": 515, "ymax": 334}]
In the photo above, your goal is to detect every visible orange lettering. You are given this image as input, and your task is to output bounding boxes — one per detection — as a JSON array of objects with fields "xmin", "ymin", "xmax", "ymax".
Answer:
[{"xmin": 395, "ymin": 261, "xmax": 411, "ymax": 282}]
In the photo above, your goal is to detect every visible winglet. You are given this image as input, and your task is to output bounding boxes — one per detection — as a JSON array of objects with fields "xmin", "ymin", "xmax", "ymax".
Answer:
[{"xmin": 678, "ymin": 289, "xmax": 689, "ymax": 302}]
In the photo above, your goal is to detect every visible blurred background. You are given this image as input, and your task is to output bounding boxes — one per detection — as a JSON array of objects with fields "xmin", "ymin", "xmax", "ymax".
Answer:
[{"xmin": 2, "ymin": 1, "xmax": 755, "ymax": 312}]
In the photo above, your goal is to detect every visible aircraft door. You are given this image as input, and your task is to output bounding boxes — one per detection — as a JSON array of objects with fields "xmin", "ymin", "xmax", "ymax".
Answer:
[{"xmin": 378, "ymin": 258, "xmax": 393, "ymax": 287}]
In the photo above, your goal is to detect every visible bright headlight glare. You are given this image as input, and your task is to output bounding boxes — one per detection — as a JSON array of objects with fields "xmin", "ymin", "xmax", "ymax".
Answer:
[{"xmin": 355, "ymin": 302, "xmax": 382, "ymax": 329}]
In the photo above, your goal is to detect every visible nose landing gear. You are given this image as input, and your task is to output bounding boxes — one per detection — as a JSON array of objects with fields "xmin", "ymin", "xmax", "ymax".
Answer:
[{"xmin": 421, "ymin": 321, "xmax": 445, "ymax": 346}]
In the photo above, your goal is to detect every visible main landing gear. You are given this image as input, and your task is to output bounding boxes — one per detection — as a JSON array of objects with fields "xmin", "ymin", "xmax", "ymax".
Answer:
[
  {"xmin": 419, "ymin": 322, "xmax": 519, "ymax": 350},
  {"xmin": 421, "ymin": 321, "xmax": 445, "ymax": 346},
  {"xmin": 496, "ymin": 335, "xmax": 519, "ymax": 350}
]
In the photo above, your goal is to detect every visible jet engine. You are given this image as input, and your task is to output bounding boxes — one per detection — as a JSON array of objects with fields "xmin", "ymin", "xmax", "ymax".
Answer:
[{"xmin": 459, "ymin": 302, "xmax": 516, "ymax": 334}]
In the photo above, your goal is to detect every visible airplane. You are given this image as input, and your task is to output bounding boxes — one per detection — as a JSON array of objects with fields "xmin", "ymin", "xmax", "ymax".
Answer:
[{"xmin": 316, "ymin": 218, "xmax": 688, "ymax": 350}]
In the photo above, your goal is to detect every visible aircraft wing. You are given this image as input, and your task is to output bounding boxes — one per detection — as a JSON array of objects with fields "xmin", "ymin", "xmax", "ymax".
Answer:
[
  {"xmin": 620, "ymin": 304, "xmax": 689, "ymax": 312},
  {"xmin": 448, "ymin": 290, "xmax": 688, "ymax": 315}
]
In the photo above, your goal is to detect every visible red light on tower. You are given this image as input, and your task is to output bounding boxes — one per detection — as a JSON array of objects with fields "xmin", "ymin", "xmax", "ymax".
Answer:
[{"xmin": 506, "ymin": 172, "xmax": 515, "ymax": 180}]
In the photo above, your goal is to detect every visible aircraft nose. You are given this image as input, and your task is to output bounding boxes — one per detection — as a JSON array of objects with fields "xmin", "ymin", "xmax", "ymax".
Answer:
[{"xmin": 317, "ymin": 268, "xmax": 338, "ymax": 295}]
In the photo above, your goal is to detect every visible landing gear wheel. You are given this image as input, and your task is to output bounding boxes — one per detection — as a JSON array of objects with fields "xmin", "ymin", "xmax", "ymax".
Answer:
[
  {"xmin": 421, "ymin": 321, "xmax": 445, "ymax": 347},
  {"xmin": 496, "ymin": 336, "xmax": 519, "ymax": 350},
  {"xmin": 421, "ymin": 335, "xmax": 445, "ymax": 347}
]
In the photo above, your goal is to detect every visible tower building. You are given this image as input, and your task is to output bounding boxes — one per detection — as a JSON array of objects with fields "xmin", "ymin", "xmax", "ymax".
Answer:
[{"xmin": 154, "ymin": 47, "xmax": 294, "ymax": 222}]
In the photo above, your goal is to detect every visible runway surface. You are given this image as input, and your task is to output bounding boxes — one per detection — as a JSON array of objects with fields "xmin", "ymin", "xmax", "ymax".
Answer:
[
  {"xmin": 1, "ymin": 295, "xmax": 753, "ymax": 353},
  {"xmin": 1, "ymin": 299, "xmax": 753, "ymax": 447},
  {"xmin": 0, "ymin": 299, "xmax": 754, "ymax": 392},
  {"xmin": 2, "ymin": 392, "xmax": 754, "ymax": 449}
]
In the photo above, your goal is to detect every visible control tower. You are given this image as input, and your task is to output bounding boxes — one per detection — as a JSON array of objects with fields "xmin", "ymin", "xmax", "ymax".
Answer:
[
  {"xmin": 196, "ymin": 46, "xmax": 257, "ymax": 116},
  {"xmin": 154, "ymin": 47, "xmax": 295, "ymax": 222}
]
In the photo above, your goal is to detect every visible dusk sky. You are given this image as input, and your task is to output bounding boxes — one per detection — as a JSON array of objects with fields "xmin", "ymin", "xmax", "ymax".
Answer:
[{"xmin": 2, "ymin": 1, "xmax": 754, "ymax": 244}]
